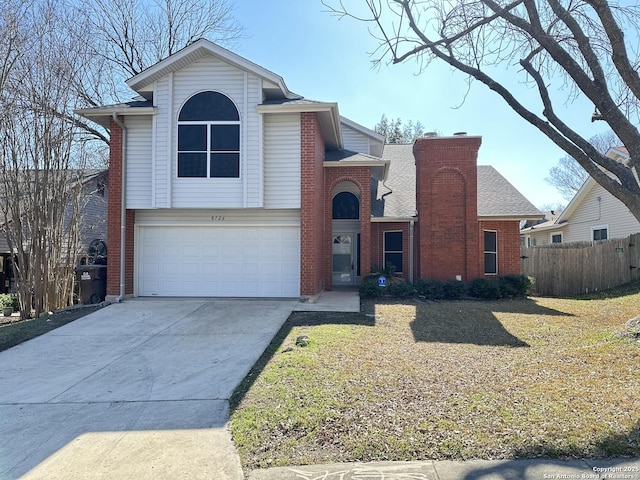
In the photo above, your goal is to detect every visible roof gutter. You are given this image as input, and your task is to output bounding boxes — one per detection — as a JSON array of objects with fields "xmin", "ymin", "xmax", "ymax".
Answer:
[{"xmin": 112, "ymin": 112, "xmax": 127, "ymax": 303}]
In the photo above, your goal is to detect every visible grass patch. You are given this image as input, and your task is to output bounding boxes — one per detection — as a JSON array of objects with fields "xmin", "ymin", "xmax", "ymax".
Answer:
[
  {"xmin": 0, "ymin": 306, "xmax": 103, "ymax": 352},
  {"xmin": 230, "ymin": 290, "xmax": 640, "ymax": 471}
]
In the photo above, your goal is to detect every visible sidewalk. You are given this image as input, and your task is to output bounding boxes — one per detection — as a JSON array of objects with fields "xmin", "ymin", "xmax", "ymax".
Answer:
[{"xmin": 247, "ymin": 458, "xmax": 640, "ymax": 480}]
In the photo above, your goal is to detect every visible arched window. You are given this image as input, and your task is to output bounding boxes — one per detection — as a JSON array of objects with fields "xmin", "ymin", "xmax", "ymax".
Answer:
[
  {"xmin": 332, "ymin": 192, "xmax": 359, "ymax": 219},
  {"xmin": 177, "ymin": 91, "xmax": 240, "ymax": 178}
]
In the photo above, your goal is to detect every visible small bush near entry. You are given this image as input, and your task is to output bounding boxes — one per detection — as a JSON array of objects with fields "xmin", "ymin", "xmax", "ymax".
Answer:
[
  {"xmin": 359, "ymin": 276, "xmax": 383, "ymax": 299},
  {"xmin": 443, "ymin": 280, "xmax": 467, "ymax": 300},
  {"xmin": 387, "ymin": 279, "xmax": 416, "ymax": 298},
  {"xmin": 415, "ymin": 279, "xmax": 445, "ymax": 300}
]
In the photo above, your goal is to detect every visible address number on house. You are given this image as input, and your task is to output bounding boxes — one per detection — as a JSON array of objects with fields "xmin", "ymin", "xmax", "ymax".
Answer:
[{"xmin": 211, "ymin": 216, "xmax": 226, "ymax": 221}]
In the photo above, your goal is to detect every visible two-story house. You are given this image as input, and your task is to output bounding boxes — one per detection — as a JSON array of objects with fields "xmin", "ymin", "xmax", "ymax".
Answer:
[{"xmin": 77, "ymin": 39, "xmax": 542, "ymax": 300}]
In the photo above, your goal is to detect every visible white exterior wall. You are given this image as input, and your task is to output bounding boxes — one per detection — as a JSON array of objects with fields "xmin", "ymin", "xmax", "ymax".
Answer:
[
  {"xmin": 342, "ymin": 124, "xmax": 371, "ymax": 155},
  {"xmin": 563, "ymin": 183, "xmax": 640, "ymax": 242},
  {"xmin": 126, "ymin": 116, "xmax": 153, "ymax": 209},
  {"xmin": 133, "ymin": 55, "xmax": 266, "ymax": 209},
  {"xmin": 263, "ymin": 114, "xmax": 301, "ymax": 208},
  {"xmin": 135, "ymin": 208, "xmax": 300, "ymax": 226}
]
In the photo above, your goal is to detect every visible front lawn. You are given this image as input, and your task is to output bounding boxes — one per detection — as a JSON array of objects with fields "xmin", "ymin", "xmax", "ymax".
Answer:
[{"xmin": 230, "ymin": 286, "xmax": 640, "ymax": 471}]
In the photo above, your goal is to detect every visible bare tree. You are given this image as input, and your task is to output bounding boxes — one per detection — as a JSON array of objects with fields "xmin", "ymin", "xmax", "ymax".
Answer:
[
  {"xmin": 324, "ymin": 0, "xmax": 640, "ymax": 223},
  {"xmin": 70, "ymin": 0, "xmax": 243, "ymax": 146},
  {"xmin": 546, "ymin": 131, "xmax": 619, "ymax": 200},
  {"xmin": 0, "ymin": 0, "xmax": 86, "ymax": 318}
]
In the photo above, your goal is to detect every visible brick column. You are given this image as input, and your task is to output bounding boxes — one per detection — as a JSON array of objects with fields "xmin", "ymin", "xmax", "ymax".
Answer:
[
  {"xmin": 414, "ymin": 135, "xmax": 482, "ymax": 282},
  {"xmin": 300, "ymin": 113, "xmax": 325, "ymax": 296},
  {"xmin": 106, "ymin": 116, "xmax": 135, "ymax": 298}
]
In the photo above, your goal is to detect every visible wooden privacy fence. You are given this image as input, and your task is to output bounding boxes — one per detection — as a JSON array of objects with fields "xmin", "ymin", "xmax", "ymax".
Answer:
[{"xmin": 520, "ymin": 233, "xmax": 640, "ymax": 296}]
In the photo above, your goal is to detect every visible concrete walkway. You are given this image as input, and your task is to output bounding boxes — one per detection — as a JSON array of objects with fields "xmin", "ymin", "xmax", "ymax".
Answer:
[
  {"xmin": 0, "ymin": 298, "xmax": 297, "ymax": 479},
  {"xmin": 248, "ymin": 458, "xmax": 640, "ymax": 480}
]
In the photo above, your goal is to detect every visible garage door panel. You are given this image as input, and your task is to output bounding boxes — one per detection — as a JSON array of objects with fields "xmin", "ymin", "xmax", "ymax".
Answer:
[{"xmin": 138, "ymin": 226, "xmax": 299, "ymax": 297}]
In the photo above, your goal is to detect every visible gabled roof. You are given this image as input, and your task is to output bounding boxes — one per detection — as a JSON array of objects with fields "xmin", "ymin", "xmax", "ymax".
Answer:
[
  {"xmin": 127, "ymin": 39, "xmax": 300, "ymax": 101},
  {"xmin": 373, "ymin": 144, "xmax": 542, "ymax": 220},
  {"xmin": 553, "ymin": 145, "xmax": 627, "ymax": 224},
  {"xmin": 477, "ymin": 166, "xmax": 542, "ymax": 219}
]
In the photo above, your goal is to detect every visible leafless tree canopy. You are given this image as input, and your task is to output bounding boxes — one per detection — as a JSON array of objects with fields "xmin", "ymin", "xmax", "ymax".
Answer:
[
  {"xmin": 546, "ymin": 131, "xmax": 618, "ymax": 200},
  {"xmin": 324, "ymin": 0, "xmax": 640, "ymax": 223},
  {"xmin": 0, "ymin": 0, "xmax": 242, "ymax": 316}
]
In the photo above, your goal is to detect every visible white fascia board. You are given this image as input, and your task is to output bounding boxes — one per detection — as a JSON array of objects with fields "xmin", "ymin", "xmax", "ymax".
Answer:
[
  {"xmin": 256, "ymin": 102, "xmax": 338, "ymax": 114},
  {"xmin": 126, "ymin": 39, "xmax": 300, "ymax": 99},
  {"xmin": 480, "ymin": 215, "xmax": 547, "ymax": 221},
  {"xmin": 556, "ymin": 177, "xmax": 596, "ymax": 223},
  {"xmin": 75, "ymin": 107, "xmax": 156, "ymax": 129},
  {"xmin": 340, "ymin": 116, "xmax": 385, "ymax": 142},
  {"xmin": 371, "ymin": 217, "xmax": 414, "ymax": 222}
]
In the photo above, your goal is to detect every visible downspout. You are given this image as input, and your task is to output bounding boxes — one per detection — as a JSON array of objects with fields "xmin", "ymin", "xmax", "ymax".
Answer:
[
  {"xmin": 409, "ymin": 219, "xmax": 415, "ymax": 283},
  {"xmin": 112, "ymin": 113, "xmax": 127, "ymax": 302}
]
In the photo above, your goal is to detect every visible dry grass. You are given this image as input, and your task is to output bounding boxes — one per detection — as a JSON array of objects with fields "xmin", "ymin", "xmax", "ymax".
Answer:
[{"xmin": 230, "ymin": 288, "xmax": 640, "ymax": 471}]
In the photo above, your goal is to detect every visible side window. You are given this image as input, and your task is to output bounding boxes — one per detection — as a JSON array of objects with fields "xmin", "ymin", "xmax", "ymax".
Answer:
[
  {"xmin": 384, "ymin": 231, "xmax": 403, "ymax": 274},
  {"xmin": 484, "ymin": 230, "xmax": 498, "ymax": 275},
  {"xmin": 592, "ymin": 226, "xmax": 608, "ymax": 241},
  {"xmin": 551, "ymin": 233, "xmax": 563, "ymax": 244},
  {"xmin": 177, "ymin": 91, "xmax": 240, "ymax": 178}
]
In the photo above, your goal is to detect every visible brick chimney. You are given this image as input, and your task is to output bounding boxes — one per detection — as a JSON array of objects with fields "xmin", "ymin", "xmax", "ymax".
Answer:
[{"xmin": 413, "ymin": 134, "xmax": 482, "ymax": 282}]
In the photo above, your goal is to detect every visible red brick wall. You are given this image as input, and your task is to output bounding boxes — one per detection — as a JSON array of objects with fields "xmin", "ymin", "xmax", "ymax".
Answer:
[
  {"xmin": 414, "ymin": 136, "xmax": 482, "ymax": 282},
  {"xmin": 323, "ymin": 167, "xmax": 372, "ymax": 289},
  {"xmin": 370, "ymin": 222, "xmax": 410, "ymax": 278},
  {"xmin": 478, "ymin": 220, "xmax": 522, "ymax": 276},
  {"xmin": 300, "ymin": 112, "xmax": 325, "ymax": 296},
  {"xmin": 106, "ymin": 117, "xmax": 135, "ymax": 296}
]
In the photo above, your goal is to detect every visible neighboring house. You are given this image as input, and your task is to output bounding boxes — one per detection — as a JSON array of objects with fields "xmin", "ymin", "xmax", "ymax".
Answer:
[
  {"xmin": 0, "ymin": 170, "xmax": 108, "ymax": 293},
  {"xmin": 521, "ymin": 146, "xmax": 640, "ymax": 246},
  {"xmin": 76, "ymin": 39, "xmax": 542, "ymax": 300}
]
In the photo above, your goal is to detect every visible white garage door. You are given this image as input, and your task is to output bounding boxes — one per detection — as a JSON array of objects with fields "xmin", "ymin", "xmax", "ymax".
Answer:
[{"xmin": 137, "ymin": 226, "xmax": 300, "ymax": 297}]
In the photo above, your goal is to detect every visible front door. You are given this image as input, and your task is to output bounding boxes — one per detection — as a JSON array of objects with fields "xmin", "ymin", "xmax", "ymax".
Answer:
[{"xmin": 332, "ymin": 234, "xmax": 354, "ymax": 285}]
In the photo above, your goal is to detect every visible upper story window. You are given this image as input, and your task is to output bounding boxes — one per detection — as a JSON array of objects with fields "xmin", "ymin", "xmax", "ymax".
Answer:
[{"xmin": 177, "ymin": 91, "xmax": 240, "ymax": 178}]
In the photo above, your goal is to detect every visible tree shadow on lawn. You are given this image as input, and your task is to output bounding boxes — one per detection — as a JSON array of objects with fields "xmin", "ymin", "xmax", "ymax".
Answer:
[
  {"xmin": 229, "ymin": 311, "xmax": 374, "ymax": 410},
  {"xmin": 460, "ymin": 420, "xmax": 640, "ymax": 480},
  {"xmin": 410, "ymin": 298, "xmax": 572, "ymax": 348}
]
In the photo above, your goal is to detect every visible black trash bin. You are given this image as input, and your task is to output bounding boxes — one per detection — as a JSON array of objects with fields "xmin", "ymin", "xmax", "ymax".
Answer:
[{"xmin": 75, "ymin": 265, "xmax": 107, "ymax": 304}]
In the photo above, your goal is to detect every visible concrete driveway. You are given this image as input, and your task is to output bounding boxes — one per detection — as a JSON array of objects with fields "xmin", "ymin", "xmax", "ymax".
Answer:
[{"xmin": 0, "ymin": 298, "xmax": 297, "ymax": 479}]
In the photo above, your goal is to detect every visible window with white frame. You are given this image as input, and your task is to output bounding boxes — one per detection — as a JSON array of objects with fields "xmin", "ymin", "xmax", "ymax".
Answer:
[
  {"xmin": 177, "ymin": 91, "xmax": 240, "ymax": 178},
  {"xmin": 592, "ymin": 226, "xmax": 609, "ymax": 241},
  {"xmin": 551, "ymin": 232, "xmax": 563, "ymax": 244},
  {"xmin": 484, "ymin": 230, "xmax": 498, "ymax": 275},
  {"xmin": 383, "ymin": 231, "xmax": 403, "ymax": 274}
]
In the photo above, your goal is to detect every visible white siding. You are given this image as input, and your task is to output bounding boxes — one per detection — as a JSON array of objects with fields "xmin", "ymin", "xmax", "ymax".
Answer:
[
  {"xmin": 126, "ymin": 116, "xmax": 153, "ymax": 209},
  {"xmin": 342, "ymin": 124, "xmax": 371, "ymax": 154},
  {"xmin": 135, "ymin": 208, "xmax": 300, "ymax": 226},
  {"xmin": 263, "ymin": 114, "xmax": 301, "ymax": 209},
  {"xmin": 151, "ymin": 55, "xmax": 263, "ymax": 208},
  {"xmin": 154, "ymin": 75, "xmax": 171, "ymax": 207},
  {"xmin": 564, "ymin": 183, "xmax": 640, "ymax": 242}
]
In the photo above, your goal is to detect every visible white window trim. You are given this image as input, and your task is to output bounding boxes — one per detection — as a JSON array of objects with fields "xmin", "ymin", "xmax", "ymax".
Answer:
[
  {"xmin": 550, "ymin": 232, "xmax": 563, "ymax": 244},
  {"xmin": 591, "ymin": 225, "xmax": 609, "ymax": 242},
  {"xmin": 176, "ymin": 91, "xmax": 242, "ymax": 180},
  {"xmin": 484, "ymin": 230, "xmax": 498, "ymax": 276},
  {"xmin": 383, "ymin": 230, "xmax": 403, "ymax": 274}
]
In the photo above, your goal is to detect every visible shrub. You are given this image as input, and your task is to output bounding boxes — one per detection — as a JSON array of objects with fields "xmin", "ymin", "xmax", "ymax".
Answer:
[
  {"xmin": 359, "ymin": 276, "xmax": 383, "ymax": 299},
  {"xmin": 0, "ymin": 294, "xmax": 14, "ymax": 309},
  {"xmin": 415, "ymin": 279, "xmax": 445, "ymax": 300},
  {"xmin": 443, "ymin": 280, "xmax": 467, "ymax": 300},
  {"xmin": 387, "ymin": 279, "xmax": 416, "ymax": 298},
  {"xmin": 469, "ymin": 278, "xmax": 502, "ymax": 300},
  {"xmin": 498, "ymin": 274, "xmax": 534, "ymax": 298}
]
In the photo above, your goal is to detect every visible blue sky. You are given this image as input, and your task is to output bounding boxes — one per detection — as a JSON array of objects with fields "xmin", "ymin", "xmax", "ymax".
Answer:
[{"xmin": 233, "ymin": 1, "xmax": 609, "ymax": 209}]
